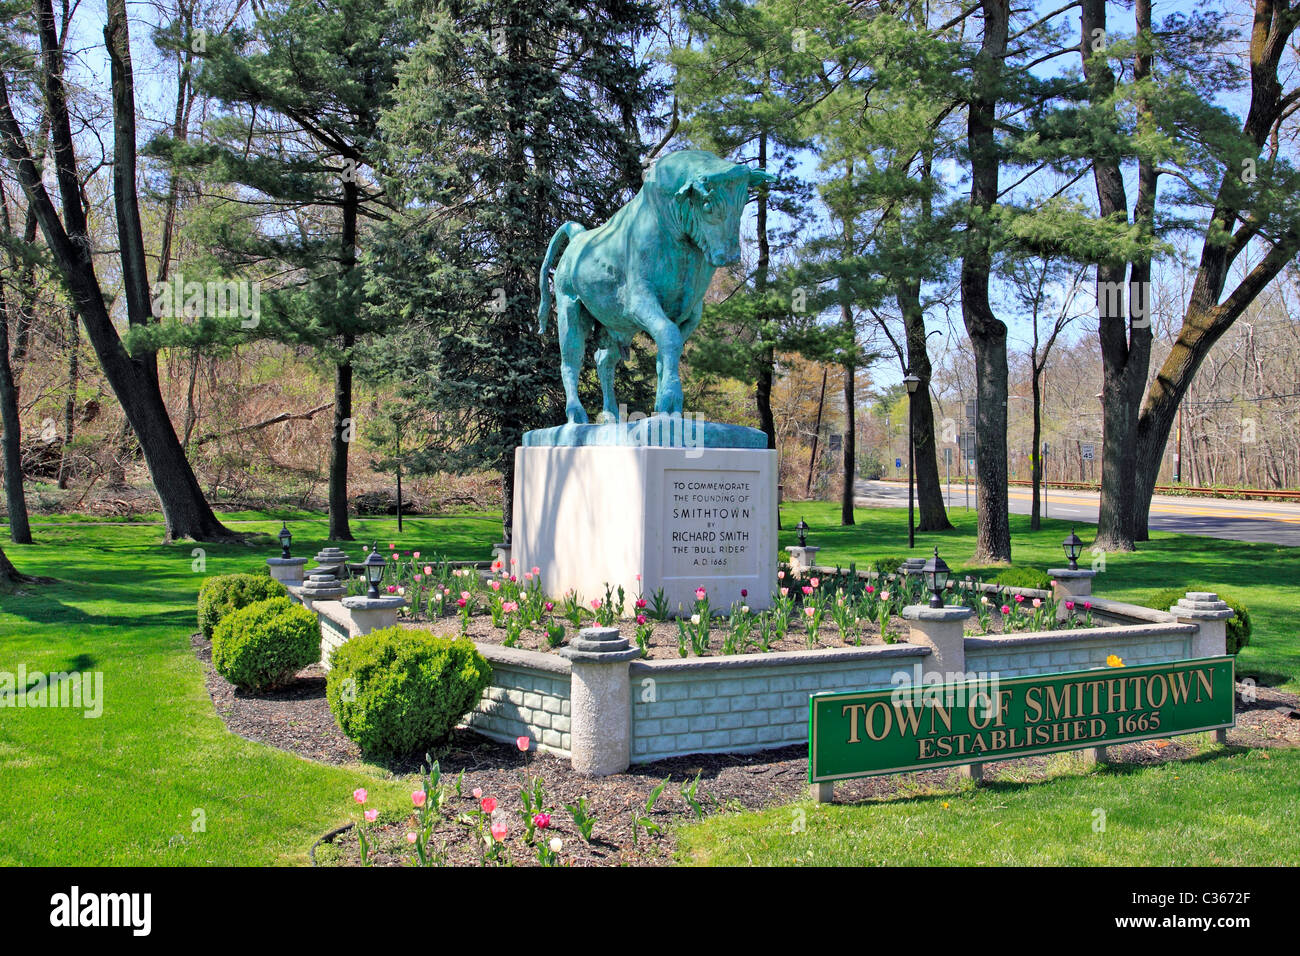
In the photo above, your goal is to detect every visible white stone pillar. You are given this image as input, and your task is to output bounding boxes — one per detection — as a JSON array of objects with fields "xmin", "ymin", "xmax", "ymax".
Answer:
[
  {"xmin": 785, "ymin": 545, "xmax": 820, "ymax": 576},
  {"xmin": 341, "ymin": 594, "xmax": 406, "ymax": 636},
  {"xmin": 1048, "ymin": 568, "xmax": 1097, "ymax": 621},
  {"xmin": 901, "ymin": 604, "xmax": 971, "ymax": 677},
  {"xmin": 559, "ymin": 626, "xmax": 639, "ymax": 776},
  {"xmin": 1171, "ymin": 592, "xmax": 1236, "ymax": 745},
  {"xmin": 267, "ymin": 556, "xmax": 308, "ymax": 587}
]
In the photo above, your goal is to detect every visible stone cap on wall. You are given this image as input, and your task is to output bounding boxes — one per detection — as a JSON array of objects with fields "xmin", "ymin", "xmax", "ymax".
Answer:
[
  {"xmin": 964, "ymin": 620, "xmax": 1196, "ymax": 651},
  {"xmin": 1171, "ymin": 592, "xmax": 1235, "ymax": 621}
]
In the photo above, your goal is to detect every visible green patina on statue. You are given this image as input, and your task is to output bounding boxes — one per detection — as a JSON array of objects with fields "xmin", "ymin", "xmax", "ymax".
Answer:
[{"xmin": 537, "ymin": 150, "xmax": 776, "ymax": 424}]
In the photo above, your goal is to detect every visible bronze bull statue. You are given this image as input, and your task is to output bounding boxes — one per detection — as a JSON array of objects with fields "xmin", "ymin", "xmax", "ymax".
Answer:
[{"xmin": 537, "ymin": 149, "xmax": 776, "ymax": 424}]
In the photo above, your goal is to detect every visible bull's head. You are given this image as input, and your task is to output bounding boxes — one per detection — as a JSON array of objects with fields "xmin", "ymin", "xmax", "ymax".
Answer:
[{"xmin": 675, "ymin": 166, "xmax": 778, "ymax": 267}]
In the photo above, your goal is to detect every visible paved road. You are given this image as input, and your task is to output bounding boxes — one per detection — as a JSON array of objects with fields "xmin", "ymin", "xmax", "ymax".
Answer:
[{"xmin": 854, "ymin": 479, "xmax": 1300, "ymax": 548}]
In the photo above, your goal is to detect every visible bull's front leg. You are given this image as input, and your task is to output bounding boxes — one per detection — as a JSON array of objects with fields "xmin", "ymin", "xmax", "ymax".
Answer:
[{"xmin": 630, "ymin": 290, "xmax": 684, "ymax": 416}]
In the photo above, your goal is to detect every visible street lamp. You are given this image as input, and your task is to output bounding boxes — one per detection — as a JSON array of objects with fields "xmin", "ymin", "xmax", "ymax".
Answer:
[
  {"xmin": 903, "ymin": 371, "xmax": 921, "ymax": 549},
  {"xmin": 922, "ymin": 547, "xmax": 950, "ymax": 608},
  {"xmin": 1062, "ymin": 525, "xmax": 1084, "ymax": 571},
  {"xmin": 796, "ymin": 518, "xmax": 809, "ymax": 549},
  {"xmin": 277, "ymin": 522, "xmax": 292, "ymax": 559},
  {"xmin": 362, "ymin": 549, "xmax": 387, "ymax": 599}
]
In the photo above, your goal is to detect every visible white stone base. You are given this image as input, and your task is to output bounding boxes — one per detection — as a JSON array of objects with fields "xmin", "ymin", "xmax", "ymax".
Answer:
[{"xmin": 512, "ymin": 445, "xmax": 777, "ymax": 615}]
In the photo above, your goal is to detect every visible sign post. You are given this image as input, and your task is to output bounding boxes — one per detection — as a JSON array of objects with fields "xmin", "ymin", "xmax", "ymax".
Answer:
[{"xmin": 809, "ymin": 657, "xmax": 1234, "ymax": 789}]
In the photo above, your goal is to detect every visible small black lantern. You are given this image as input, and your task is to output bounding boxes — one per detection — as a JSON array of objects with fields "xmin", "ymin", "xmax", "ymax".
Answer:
[
  {"xmin": 922, "ymin": 547, "xmax": 950, "ymax": 608},
  {"xmin": 277, "ymin": 522, "xmax": 292, "ymax": 559},
  {"xmin": 903, "ymin": 371, "xmax": 921, "ymax": 395},
  {"xmin": 363, "ymin": 549, "xmax": 387, "ymax": 599},
  {"xmin": 796, "ymin": 518, "xmax": 809, "ymax": 549},
  {"xmin": 1062, "ymin": 525, "xmax": 1084, "ymax": 571}
]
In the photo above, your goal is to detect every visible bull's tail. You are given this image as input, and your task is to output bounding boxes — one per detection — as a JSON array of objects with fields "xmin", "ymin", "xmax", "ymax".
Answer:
[{"xmin": 537, "ymin": 221, "xmax": 585, "ymax": 334}]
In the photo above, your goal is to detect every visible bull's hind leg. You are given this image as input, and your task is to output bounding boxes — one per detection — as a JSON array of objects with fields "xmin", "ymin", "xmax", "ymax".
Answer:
[
  {"xmin": 556, "ymin": 293, "xmax": 590, "ymax": 424},
  {"xmin": 594, "ymin": 331, "xmax": 621, "ymax": 423}
]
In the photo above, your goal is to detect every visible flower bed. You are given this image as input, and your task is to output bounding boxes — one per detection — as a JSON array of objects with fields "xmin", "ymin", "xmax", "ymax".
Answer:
[{"xmin": 362, "ymin": 546, "xmax": 1111, "ymax": 660}]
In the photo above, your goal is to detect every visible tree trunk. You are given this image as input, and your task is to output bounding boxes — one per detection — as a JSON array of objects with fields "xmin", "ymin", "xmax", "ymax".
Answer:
[
  {"xmin": 754, "ymin": 132, "xmax": 777, "ymax": 452},
  {"xmin": 959, "ymin": 0, "xmax": 1011, "ymax": 562},
  {"xmin": 898, "ymin": 280, "xmax": 952, "ymax": 531},
  {"xmin": 0, "ymin": 541, "xmax": 25, "ymax": 584},
  {"xmin": 1030, "ymin": 367, "xmax": 1041, "ymax": 530},
  {"xmin": 57, "ymin": 308, "xmax": 77, "ymax": 489},
  {"xmin": 0, "ymin": 14, "xmax": 232, "ymax": 542},
  {"xmin": 0, "ymin": 278, "xmax": 31, "ymax": 544},
  {"xmin": 328, "ymin": 337, "xmax": 355, "ymax": 541}
]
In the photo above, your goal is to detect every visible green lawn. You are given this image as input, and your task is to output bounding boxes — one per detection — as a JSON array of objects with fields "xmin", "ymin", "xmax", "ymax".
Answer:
[
  {"xmin": 778, "ymin": 502, "xmax": 1300, "ymax": 691},
  {"xmin": 0, "ymin": 503, "xmax": 1293, "ymax": 865},
  {"xmin": 677, "ymin": 744, "xmax": 1300, "ymax": 866},
  {"xmin": 0, "ymin": 513, "xmax": 499, "ymax": 865}
]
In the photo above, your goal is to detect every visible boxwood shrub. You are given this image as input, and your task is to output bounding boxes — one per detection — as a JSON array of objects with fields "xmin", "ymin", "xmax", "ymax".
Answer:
[
  {"xmin": 197, "ymin": 573, "xmax": 287, "ymax": 638},
  {"xmin": 326, "ymin": 627, "xmax": 492, "ymax": 758},
  {"xmin": 211, "ymin": 596, "xmax": 320, "ymax": 691},
  {"xmin": 1139, "ymin": 587, "xmax": 1252, "ymax": 655}
]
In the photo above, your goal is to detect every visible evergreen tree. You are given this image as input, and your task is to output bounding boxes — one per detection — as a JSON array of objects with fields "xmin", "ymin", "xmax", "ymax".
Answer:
[
  {"xmin": 368, "ymin": 0, "xmax": 664, "ymax": 538},
  {"xmin": 157, "ymin": 0, "xmax": 417, "ymax": 540}
]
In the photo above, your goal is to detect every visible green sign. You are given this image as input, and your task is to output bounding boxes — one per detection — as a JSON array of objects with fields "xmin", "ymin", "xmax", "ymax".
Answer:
[{"xmin": 809, "ymin": 657, "xmax": 1234, "ymax": 783}]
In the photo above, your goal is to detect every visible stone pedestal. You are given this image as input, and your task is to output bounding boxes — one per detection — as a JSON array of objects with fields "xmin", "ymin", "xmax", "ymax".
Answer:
[
  {"xmin": 1048, "ymin": 568, "xmax": 1097, "ymax": 622},
  {"xmin": 901, "ymin": 604, "xmax": 971, "ymax": 676},
  {"xmin": 311, "ymin": 547, "xmax": 351, "ymax": 578},
  {"xmin": 899, "ymin": 557, "xmax": 927, "ymax": 576},
  {"xmin": 491, "ymin": 542, "xmax": 512, "ymax": 574},
  {"xmin": 298, "ymin": 571, "xmax": 345, "ymax": 610},
  {"xmin": 558, "ymin": 627, "xmax": 640, "ymax": 776},
  {"xmin": 512, "ymin": 442, "xmax": 777, "ymax": 615},
  {"xmin": 267, "ymin": 556, "xmax": 308, "ymax": 587},
  {"xmin": 784, "ymin": 545, "xmax": 820, "ymax": 575},
  {"xmin": 340, "ymin": 594, "xmax": 406, "ymax": 635},
  {"xmin": 1170, "ymin": 591, "xmax": 1234, "ymax": 658}
]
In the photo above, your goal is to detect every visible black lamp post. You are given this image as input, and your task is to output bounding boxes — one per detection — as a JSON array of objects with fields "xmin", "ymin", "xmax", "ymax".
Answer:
[
  {"xmin": 903, "ymin": 371, "xmax": 921, "ymax": 549},
  {"xmin": 796, "ymin": 518, "xmax": 809, "ymax": 549},
  {"xmin": 1062, "ymin": 525, "xmax": 1084, "ymax": 571},
  {"xmin": 277, "ymin": 522, "xmax": 292, "ymax": 559},
  {"xmin": 922, "ymin": 547, "xmax": 950, "ymax": 608},
  {"xmin": 363, "ymin": 549, "xmax": 387, "ymax": 599}
]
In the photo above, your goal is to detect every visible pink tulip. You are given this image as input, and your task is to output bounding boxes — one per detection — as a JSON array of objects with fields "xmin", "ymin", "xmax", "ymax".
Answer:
[
  {"xmin": 777, "ymin": 570, "xmax": 785, "ymax": 579},
  {"xmin": 636, "ymin": 598, "xmax": 647, "ymax": 609},
  {"xmin": 524, "ymin": 572, "xmax": 533, "ymax": 581},
  {"xmin": 412, "ymin": 790, "xmax": 427, "ymax": 808},
  {"xmin": 389, "ymin": 542, "xmax": 396, "ymax": 550},
  {"xmin": 481, "ymin": 797, "xmax": 497, "ymax": 813},
  {"xmin": 413, "ymin": 551, "xmax": 420, "ymax": 559},
  {"xmin": 1014, "ymin": 594, "xmax": 1025, "ymax": 604},
  {"xmin": 591, "ymin": 599, "xmax": 602, "ymax": 609},
  {"xmin": 414, "ymin": 573, "xmax": 423, "ymax": 582},
  {"xmin": 490, "ymin": 821, "xmax": 508, "ymax": 842},
  {"xmin": 472, "ymin": 787, "xmax": 483, "ymax": 799},
  {"xmin": 516, "ymin": 736, "xmax": 530, "ymax": 752},
  {"xmin": 532, "ymin": 566, "xmax": 540, "ymax": 575},
  {"xmin": 802, "ymin": 586, "xmax": 813, "ymax": 596},
  {"xmin": 636, "ymin": 614, "xmax": 647, "ymax": 625},
  {"xmin": 456, "ymin": 598, "xmax": 467, "ymax": 608},
  {"xmin": 491, "ymin": 580, "xmax": 502, "ymax": 592},
  {"xmin": 406, "ymin": 832, "xmax": 418, "ymax": 844},
  {"xmin": 424, "ymin": 565, "xmax": 433, "ymax": 575},
  {"xmin": 533, "ymin": 812, "xmax": 551, "ymax": 829},
  {"xmin": 781, "ymin": 587, "xmax": 789, "ymax": 597},
  {"xmin": 1032, "ymin": 598, "xmax": 1042, "ymax": 608},
  {"xmin": 1065, "ymin": 600, "xmax": 1076, "ymax": 611},
  {"xmin": 544, "ymin": 601, "xmax": 554, "ymax": 611},
  {"xmin": 1000, "ymin": 605, "xmax": 1012, "ymax": 615},
  {"xmin": 364, "ymin": 809, "xmax": 379, "ymax": 823},
  {"xmin": 387, "ymin": 585, "xmax": 397, "ymax": 594},
  {"xmin": 866, "ymin": 585, "xmax": 875, "ymax": 594},
  {"xmin": 695, "ymin": 587, "xmax": 707, "ymax": 600},
  {"xmin": 353, "ymin": 788, "xmax": 368, "ymax": 804},
  {"xmin": 1084, "ymin": 601, "xmax": 1093, "ymax": 610},
  {"xmin": 804, "ymin": 606, "xmax": 815, "ymax": 618},
  {"xmin": 461, "ymin": 590, "xmax": 471, "ymax": 600},
  {"xmin": 810, "ymin": 577, "xmax": 820, "ymax": 587},
  {"xmin": 635, "ymin": 573, "xmax": 641, "ymax": 581}
]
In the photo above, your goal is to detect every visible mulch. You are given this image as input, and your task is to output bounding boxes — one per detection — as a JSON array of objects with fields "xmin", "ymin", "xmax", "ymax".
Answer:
[{"xmin": 191, "ymin": 632, "xmax": 1299, "ymax": 867}]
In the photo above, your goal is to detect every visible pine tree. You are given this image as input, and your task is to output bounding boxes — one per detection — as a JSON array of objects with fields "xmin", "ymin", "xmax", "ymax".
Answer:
[
  {"xmin": 367, "ymin": 0, "xmax": 664, "ymax": 539},
  {"xmin": 158, "ymin": 0, "xmax": 417, "ymax": 540}
]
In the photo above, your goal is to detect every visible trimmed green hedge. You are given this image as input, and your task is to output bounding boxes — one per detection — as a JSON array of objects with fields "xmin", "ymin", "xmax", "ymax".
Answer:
[
  {"xmin": 197, "ymin": 573, "xmax": 287, "ymax": 639},
  {"xmin": 988, "ymin": 567, "xmax": 1053, "ymax": 591},
  {"xmin": 1140, "ymin": 587, "xmax": 1252, "ymax": 655},
  {"xmin": 325, "ymin": 627, "xmax": 492, "ymax": 758},
  {"xmin": 211, "ymin": 596, "xmax": 320, "ymax": 691}
]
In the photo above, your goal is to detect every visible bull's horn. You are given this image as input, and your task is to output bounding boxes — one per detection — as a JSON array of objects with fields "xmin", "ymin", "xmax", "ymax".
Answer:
[{"xmin": 748, "ymin": 167, "xmax": 779, "ymax": 187}]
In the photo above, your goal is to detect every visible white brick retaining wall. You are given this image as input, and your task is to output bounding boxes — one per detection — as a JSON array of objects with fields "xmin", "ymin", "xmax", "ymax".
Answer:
[{"xmin": 461, "ymin": 645, "xmax": 573, "ymax": 756}]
